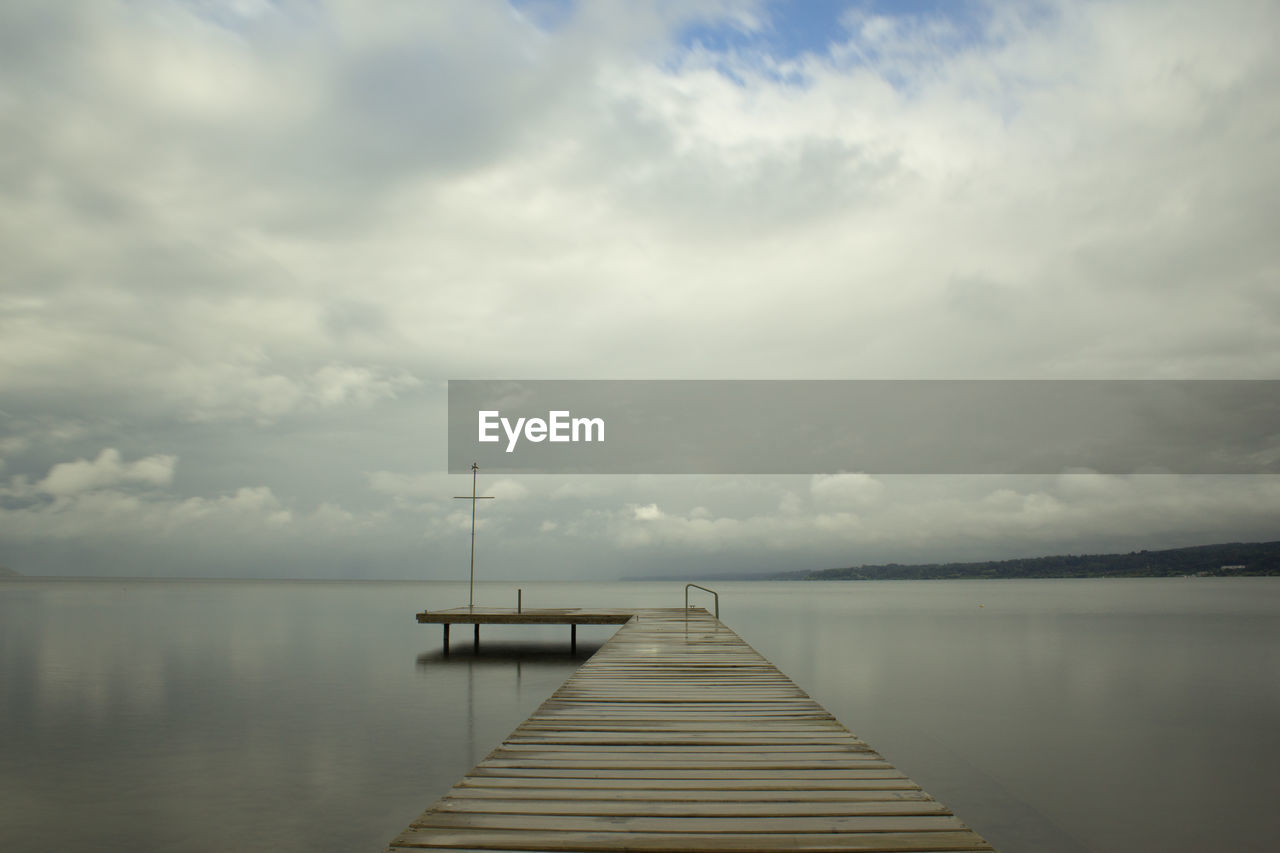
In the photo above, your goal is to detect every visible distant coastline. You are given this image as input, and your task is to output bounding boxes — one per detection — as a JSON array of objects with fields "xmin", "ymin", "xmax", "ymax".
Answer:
[
  {"xmin": 8, "ymin": 540, "xmax": 1280, "ymax": 582},
  {"xmin": 630, "ymin": 540, "xmax": 1280, "ymax": 581}
]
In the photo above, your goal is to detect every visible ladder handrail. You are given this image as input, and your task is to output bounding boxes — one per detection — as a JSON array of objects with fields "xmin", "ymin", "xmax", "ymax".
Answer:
[{"xmin": 684, "ymin": 583, "xmax": 719, "ymax": 619}]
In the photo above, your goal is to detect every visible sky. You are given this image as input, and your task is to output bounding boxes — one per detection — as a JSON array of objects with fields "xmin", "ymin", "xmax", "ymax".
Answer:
[{"xmin": 1, "ymin": 0, "xmax": 1278, "ymax": 580}]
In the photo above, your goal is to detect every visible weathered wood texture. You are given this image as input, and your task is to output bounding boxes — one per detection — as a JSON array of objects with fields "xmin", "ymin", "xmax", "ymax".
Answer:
[
  {"xmin": 391, "ymin": 608, "xmax": 995, "ymax": 852},
  {"xmin": 418, "ymin": 607, "xmax": 637, "ymax": 625}
]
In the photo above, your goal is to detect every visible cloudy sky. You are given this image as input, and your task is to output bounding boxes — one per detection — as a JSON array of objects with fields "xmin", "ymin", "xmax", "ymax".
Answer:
[{"xmin": 2, "ymin": 0, "xmax": 1278, "ymax": 579}]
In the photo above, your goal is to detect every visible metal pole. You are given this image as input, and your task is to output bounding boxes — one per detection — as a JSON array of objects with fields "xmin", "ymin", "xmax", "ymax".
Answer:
[
  {"xmin": 468, "ymin": 463, "xmax": 476, "ymax": 611},
  {"xmin": 454, "ymin": 463, "xmax": 493, "ymax": 612}
]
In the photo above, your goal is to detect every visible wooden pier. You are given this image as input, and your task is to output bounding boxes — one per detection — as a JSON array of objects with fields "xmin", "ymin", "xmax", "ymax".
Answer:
[{"xmin": 393, "ymin": 607, "xmax": 995, "ymax": 852}]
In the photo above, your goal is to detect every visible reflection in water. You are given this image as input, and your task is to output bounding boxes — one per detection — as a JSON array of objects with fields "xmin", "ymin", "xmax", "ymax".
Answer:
[
  {"xmin": 723, "ymin": 580, "xmax": 1280, "ymax": 853},
  {"xmin": 1, "ymin": 578, "xmax": 1278, "ymax": 852},
  {"xmin": 414, "ymin": 641, "xmax": 604, "ymax": 668},
  {"xmin": 411, "ymin": 642, "xmax": 604, "ymax": 771},
  {"xmin": 0, "ymin": 581, "xmax": 592, "ymax": 853}
]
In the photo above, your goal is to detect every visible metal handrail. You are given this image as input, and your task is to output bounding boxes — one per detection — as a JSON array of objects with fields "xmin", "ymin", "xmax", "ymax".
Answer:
[{"xmin": 684, "ymin": 583, "xmax": 719, "ymax": 619}]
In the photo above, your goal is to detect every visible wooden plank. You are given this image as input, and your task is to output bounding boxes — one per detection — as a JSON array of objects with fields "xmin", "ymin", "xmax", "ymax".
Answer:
[
  {"xmin": 479, "ymin": 760, "xmax": 898, "ymax": 772},
  {"xmin": 395, "ymin": 848, "xmax": 988, "ymax": 853},
  {"xmin": 494, "ymin": 741, "xmax": 863, "ymax": 750},
  {"xmin": 431, "ymin": 797, "xmax": 952, "ymax": 817},
  {"xmin": 466, "ymin": 768, "xmax": 902, "ymax": 779},
  {"xmin": 454, "ymin": 776, "xmax": 923, "ymax": 791},
  {"xmin": 446, "ymin": 788, "xmax": 931, "ymax": 802},
  {"xmin": 489, "ymin": 746, "xmax": 882, "ymax": 755},
  {"xmin": 409, "ymin": 811, "xmax": 971, "ymax": 826},
  {"xmin": 511, "ymin": 723, "xmax": 854, "ymax": 731},
  {"xmin": 391, "ymin": 828, "xmax": 995, "ymax": 851},
  {"xmin": 394, "ymin": 847, "xmax": 988, "ymax": 853}
]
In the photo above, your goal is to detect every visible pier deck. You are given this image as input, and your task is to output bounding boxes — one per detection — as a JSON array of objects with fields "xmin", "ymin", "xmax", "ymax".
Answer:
[
  {"xmin": 391, "ymin": 608, "xmax": 995, "ymax": 852},
  {"xmin": 417, "ymin": 606, "xmax": 636, "ymax": 654},
  {"xmin": 417, "ymin": 606, "xmax": 637, "ymax": 625}
]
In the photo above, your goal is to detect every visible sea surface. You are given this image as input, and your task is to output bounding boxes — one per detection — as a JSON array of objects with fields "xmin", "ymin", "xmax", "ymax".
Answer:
[{"xmin": 2, "ymin": 578, "xmax": 1278, "ymax": 852}]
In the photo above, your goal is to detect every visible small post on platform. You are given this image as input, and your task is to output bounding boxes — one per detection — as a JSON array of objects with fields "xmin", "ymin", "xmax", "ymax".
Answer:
[
  {"xmin": 473, "ymin": 623, "xmax": 480, "ymax": 653},
  {"xmin": 571, "ymin": 623, "xmax": 577, "ymax": 654},
  {"xmin": 517, "ymin": 588, "xmax": 522, "ymax": 613},
  {"xmin": 443, "ymin": 623, "xmax": 450, "ymax": 655}
]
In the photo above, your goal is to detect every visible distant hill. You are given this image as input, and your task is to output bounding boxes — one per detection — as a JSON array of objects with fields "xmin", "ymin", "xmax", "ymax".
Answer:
[
  {"xmin": 0, "ymin": 565, "xmax": 22, "ymax": 580},
  {"xmin": 804, "ymin": 540, "xmax": 1280, "ymax": 580},
  {"xmin": 623, "ymin": 568, "xmax": 809, "ymax": 582}
]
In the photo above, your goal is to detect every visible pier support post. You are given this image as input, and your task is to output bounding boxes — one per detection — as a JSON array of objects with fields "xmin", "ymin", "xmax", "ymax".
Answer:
[
  {"xmin": 571, "ymin": 623, "xmax": 577, "ymax": 654},
  {"xmin": 443, "ymin": 624, "xmax": 450, "ymax": 655},
  {"xmin": 474, "ymin": 623, "xmax": 480, "ymax": 653}
]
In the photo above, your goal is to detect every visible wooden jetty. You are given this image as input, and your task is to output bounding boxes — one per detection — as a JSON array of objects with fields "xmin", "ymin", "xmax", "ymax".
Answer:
[{"xmin": 394, "ymin": 607, "xmax": 995, "ymax": 852}]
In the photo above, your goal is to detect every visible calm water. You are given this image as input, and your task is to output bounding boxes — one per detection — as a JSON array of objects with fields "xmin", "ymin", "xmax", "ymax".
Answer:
[{"xmin": 2, "ymin": 578, "xmax": 1278, "ymax": 852}]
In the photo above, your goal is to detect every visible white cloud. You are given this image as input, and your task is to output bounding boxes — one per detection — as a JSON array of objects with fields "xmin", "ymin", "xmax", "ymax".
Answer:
[
  {"xmin": 175, "ymin": 361, "xmax": 419, "ymax": 424},
  {"xmin": 487, "ymin": 479, "xmax": 530, "ymax": 501},
  {"xmin": 778, "ymin": 491, "xmax": 803, "ymax": 515},
  {"xmin": 0, "ymin": 435, "xmax": 30, "ymax": 458},
  {"xmin": 1, "ymin": 483, "xmax": 296, "ymax": 544},
  {"xmin": 38, "ymin": 448, "xmax": 176, "ymax": 496},
  {"xmin": 308, "ymin": 364, "xmax": 420, "ymax": 409},
  {"xmin": 366, "ymin": 471, "xmax": 450, "ymax": 500},
  {"xmin": 0, "ymin": 451, "xmax": 314, "ymax": 549},
  {"xmin": 810, "ymin": 472, "xmax": 884, "ymax": 508},
  {"xmin": 554, "ymin": 474, "xmax": 1280, "ymax": 565},
  {"xmin": 632, "ymin": 503, "xmax": 665, "ymax": 521},
  {"xmin": 551, "ymin": 481, "xmax": 614, "ymax": 500}
]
